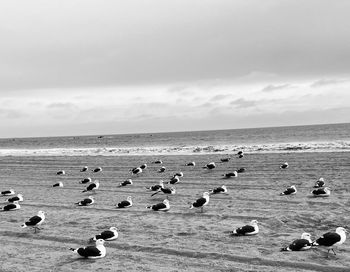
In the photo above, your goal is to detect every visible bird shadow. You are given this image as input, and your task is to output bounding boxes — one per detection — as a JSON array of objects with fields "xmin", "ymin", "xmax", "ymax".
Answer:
[{"xmin": 55, "ymin": 256, "xmax": 97, "ymax": 267}]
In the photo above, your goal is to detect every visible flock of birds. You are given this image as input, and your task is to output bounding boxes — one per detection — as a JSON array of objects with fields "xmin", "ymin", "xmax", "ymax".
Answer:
[{"xmin": 0, "ymin": 152, "xmax": 347, "ymax": 260}]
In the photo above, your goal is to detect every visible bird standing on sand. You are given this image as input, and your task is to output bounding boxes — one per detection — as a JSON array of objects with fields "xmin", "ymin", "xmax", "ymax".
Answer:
[
  {"xmin": 90, "ymin": 227, "xmax": 119, "ymax": 241},
  {"xmin": 167, "ymin": 175, "xmax": 180, "ymax": 185},
  {"xmin": 280, "ymin": 185, "xmax": 297, "ymax": 196},
  {"xmin": 76, "ymin": 196, "xmax": 94, "ymax": 206},
  {"xmin": 203, "ymin": 162, "xmax": 216, "ymax": 170},
  {"xmin": 140, "ymin": 164, "xmax": 147, "ymax": 170},
  {"xmin": 209, "ymin": 185, "xmax": 227, "ymax": 195},
  {"xmin": 82, "ymin": 180, "xmax": 99, "ymax": 193},
  {"xmin": 131, "ymin": 167, "xmax": 142, "ymax": 175},
  {"xmin": 280, "ymin": 162, "xmax": 289, "ymax": 169},
  {"xmin": 6, "ymin": 193, "xmax": 24, "ymax": 203},
  {"xmin": 1, "ymin": 201, "xmax": 21, "ymax": 211},
  {"xmin": 220, "ymin": 157, "xmax": 231, "ymax": 162},
  {"xmin": 153, "ymin": 160, "xmax": 163, "ymax": 164},
  {"xmin": 151, "ymin": 187, "xmax": 176, "ymax": 198},
  {"xmin": 311, "ymin": 187, "xmax": 330, "ymax": 197},
  {"xmin": 189, "ymin": 192, "xmax": 210, "ymax": 213},
  {"xmin": 56, "ymin": 170, "xmax": 65, "ymax": 175},
  {"xmin": 116, "ymin": 196, "xmax": 133, "ymax": 208},
  {"xmin": 21, "ymin": 211, "xmax": 46, "ymax": 233},
  {"xmin": 222, "ymin": 171, "xmax": 238, "ymax": 178},
  {"xmin": 1, "ymin": 189, "xmax": 15, "ymax": 196},
  {"xmin": 146, "ymin": 199, "xmax": 170, "ymax": 211},
  {"xmin": 313, "ymin": 227, "xmax": 347, "ymax": 257},
  {"xmin": 158, "ymin": 166, "xmax": 166, "ymax": 173},
  {"xmin": 186, "ymin": 161, "xmax": 196, "ymax": 166},
  {"xmin": 70, "ymin": 239, "xmax": 106, "ymax": 259},
  {"xmin": 80, "ymin": 177, "xmax": 92, "ymax": 184},
  {"xmin": 52, "ymin": 182, "xmax": 63, "ymax": 187},
  {"xmin": 118, "ymin": 179, "xmax": 133, "ymax": 187},
  {"xmin": 281, "ymin": 233, "xmax": 312, "ymax": 251},
  {"xmin": 92, "ymin": 167, "xmax": 102, "ymax": 173},
  {"xmin": 80, "ymin": 166, "xmax": 88, "ymax": 172},
  {"xmin": 232, "ymin": 220, "xmax": 259, "ymax": 236},
  {"xmin": 237, "ymin": 167, "xmax": 246, "ymax": 173}
]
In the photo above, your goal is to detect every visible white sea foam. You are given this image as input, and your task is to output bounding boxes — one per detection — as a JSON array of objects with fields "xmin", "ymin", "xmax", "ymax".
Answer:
[{"xmin": 0, "ymin": 141, "xmax": 349, "ymax": 156}]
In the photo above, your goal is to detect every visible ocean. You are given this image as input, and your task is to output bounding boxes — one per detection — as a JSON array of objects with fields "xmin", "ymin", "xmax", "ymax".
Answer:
[{"xmin": 0, "ymin": 123, "xmax": 349, "ymax": 156}]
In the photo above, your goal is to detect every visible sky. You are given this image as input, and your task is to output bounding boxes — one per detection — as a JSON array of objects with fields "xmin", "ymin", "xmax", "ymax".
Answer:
[{"xmin": 0, "ymin": 0, "xmax": 350, "ymax": 138}]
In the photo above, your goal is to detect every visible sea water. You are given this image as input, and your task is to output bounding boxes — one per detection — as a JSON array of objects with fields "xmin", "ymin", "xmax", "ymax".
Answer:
[{"xmin": 0, "ymin": 123, "xmax": 349, "ymax": 156}]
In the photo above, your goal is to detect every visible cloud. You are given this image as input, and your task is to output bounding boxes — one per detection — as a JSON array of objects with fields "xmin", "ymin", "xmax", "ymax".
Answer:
[
  {"xmin": 210, "ymin": 94, "xmax": 231, "ymax": 101},
  {"xmin": 261, "ymin": 84, "xmax": 291, "ymax": 92},
  {"xmin": 230, "ymin": 98, "xmax": 256, "ymax": 108},
  {"xmin": 0, "ymin": 109, "xmax": 24, "ymax": 119},
  {"xmin": 310, "ymin": 79, "xmax": 348, "ymax": 88}
]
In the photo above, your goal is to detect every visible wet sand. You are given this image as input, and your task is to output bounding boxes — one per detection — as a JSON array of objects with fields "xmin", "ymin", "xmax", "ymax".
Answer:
[{"xmin": 1, "ymin": 152, "xmax": 350, "ymax": 271}]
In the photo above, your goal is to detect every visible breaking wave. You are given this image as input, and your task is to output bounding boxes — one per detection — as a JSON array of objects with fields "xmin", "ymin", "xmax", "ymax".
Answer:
[{"xmin": 0, "ymin": 141, "xmax": 349, "ymax": 156}]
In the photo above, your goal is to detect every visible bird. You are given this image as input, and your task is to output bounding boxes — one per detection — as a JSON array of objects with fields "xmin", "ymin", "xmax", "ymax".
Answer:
[
  {"xmin": 131, "ymin": 167, "xmax": 142, "ymax": 175},
  {"xmin": 311, "ymin": 187, "xmax": 331, "ymax": 197},
  {"xmin": 280, "ymin": 185, "xmax": 297, "ymax": 196},
  {"xmin": 80, "ymin": 177, "xmax": 92, "ymax": 184},
  {"xmin": 1, "ymin": 189, "xmax": 15, "ymax": 196},
  {"xmin": 6, "ymin": 193, "xmax": 24, "ymax": 203},
  {"xmin": 173, "ymin": 172, "xmax": 184, "ymax": 177},
  {"xmin": 21, "ymin": 211, "xmax": 46, "ymax": 233},
  {"xmin": 167, "ymin": 175, "xmax": 180, "ymax": 185},
  {"xmin": 92, "ymin": 167, "xmax": 102, "ymax": 173},
  {"xmin": 232, "ymin": 220, "xmax": 259, "ymax": 236},
  {"xmin": 116, "ymin": 196, "xmax": 133, "ymax": 208},
  {"xmin": 314, "ymin": 177, "xmax": 325, "ymax": 188},
  {"xmin": 75, "ymin": 196, "xmax": 94, "ymax": 206},
  {"xmin": 146, "ymin": 180, "xmax": 164, "ymax": 191},
  {"xmin": 203, "ymin": 162, "xmax": 216, "ymax": 170},
  {"xmin": 313, "ymin": 227, "xmax": 347, "ymax": 257},
  {"xmin": 52, "ymin": 182, "xmax": 63, "ymax": 187},
  {"xmin": 189, "ymin": 192, "xmax": 210, "ymax": 213},
  {"xmin": 281, "ymin": 233, "xmax": 312, "ymax": 251},
  {"xmin": 151, "ymin": 187, "xmax": 176, "ymax": 198},
  {"xmin": 82, "ymin": 180, "xmax": 99, "ymax": 193},
  {"xmin": 118, "ymin": 179, "xmax": 133, "ymax": 187},
  {"xmin": 153, "ymin": 160, "xmax": 163, "ymax": 164},
  {"xmin": 237, "ymin": 151, "xmax": 244, "ymax": 158},
  {"xmin": 186, "ymin": 161, "xmax": 196, "ymax": 166},
  {"xmin": 56, "ymin": 170, "xmax": 65, "ymax": 175},
  {"xmin": 140, "ymin": 164, "xmax": 147, "ymax": 170},
  {"xmin": 280, "ymin": 162, "xmax": 289, "ymax": 169},
  {"xmin": 237, "ymin": 167, "xmax": 246, "ymax": 173},
  {"xmin": 222, "ymin": 171, "xmax": 238, "ymax": 178},
  {"xmin": 158, "ymin": 166, "xmax": 166, "ymax": 173},
  {"xmin": 146, "ymin": 199, "xmax": 170, "ymax": 211},
  {"xmin": 1, "ymin": 201, "xmax": 21, "ymax": 211},
  {"xmin": 90, "ymin": 227, "xmax": 119, "ymax": 242},
  {"xmin": 80, "ymin": 166, "xmax": 88, "ymax": 172},
  {"xmin": 209, "ymin": 185, "xmax": 227, "ymax": 195},
  {"xmin": 70, "ymin": 239, "xmax": 106, "ymax": 259},
  {"xmin": 220, "ymin": 157, "xmax": 231, "ymax": 162}
]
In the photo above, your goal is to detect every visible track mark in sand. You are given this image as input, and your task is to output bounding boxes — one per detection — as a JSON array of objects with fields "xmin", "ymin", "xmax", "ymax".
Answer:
[{"xmin": 0, "ymin": 230, "xmax": 348, "ymax": 272}]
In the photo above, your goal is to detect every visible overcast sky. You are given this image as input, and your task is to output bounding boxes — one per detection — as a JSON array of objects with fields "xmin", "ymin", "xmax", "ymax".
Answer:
[{"xmin": 1, "ymin": 0, "xmax": 350, "ymax": 138}]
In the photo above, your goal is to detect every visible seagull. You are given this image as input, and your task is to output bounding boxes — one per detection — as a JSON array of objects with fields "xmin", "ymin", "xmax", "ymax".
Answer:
[
  {"xmin": 167, "ymin": 175, "xmax": 180, "ymax": 185},
  {"xmin": 80, "ymin": 166, "xmax": 88, "ymax": 172},
  {"xmin": 232, "ymin": 220, "xmax": 259, "ymax": 236},
  {"xmin": 140, "ymin": 164, "xmax": 147, "ymax": 170},
  {"xmin": 80, "ymin": 177, "xmax": 92, "ymax": 184},
  {"xmin": 118, "ymin": 179, "xmax": 133, "ymax": 187},
  {"xmin": 203, "ymin": 162, "xmax": 216, "ymax": 170},
  {"xmin": 153, "ymin": 160, "xmax": 163, "ymax": 164},
  {"xmin": 146, "ymin": 199, "xmax": 170, "ymax": 211},
  {"xmin": 52, "ymin": 182, "xmax": 63, "ymax": 187},
  {"xmin": 186, "ymin": 161, "xmax": 196, "ymax": 166},
  {"xmin": 158, "ymin": 166, "xmax": 166, "ymax": 173},
  {"xmin": 222, "ymin": 171, "xmax": 238, "ymax": 178},
  {"xmin": 280, "ymin": 185, "xmax": 297, "ymax": 196},
  {"xmin": 189, "ymin": 192, "xmax": 210, "ymax": 213},
  {"xmin": 116, "ymin": 196, "xmax": 133, "ymax": 208},
  {"xmin": 280, "ymin": 162, "xmax": 289, "ymax": 169},
  {"xmin": 1, "ymin": 201, "xmax": 21, "ymax": 211},
  {"xmin": 1, "ymin": 189, "xmax": 15, "ymax": 196},
  {"xmin": 21, "ymin": 211, "xmax": 46, "ymax": 233},
  {"xmin": 151, "ymin": 187, "xmax": 176, "ymax": 198},
  {"xmin": 237, "ymin": 151, "xmax": 244, "ymax": 158},
  {"xmin": 220, "ymin": 157, "xmax": 231, "ymax": 162},
  {"xmin": 131, "ymin": 167, "xmax": 142, "ymax": 175},
  {"xmin": 56, "ymin": 170, "xmax": 65, "ymax": 175},
  {"xmin": 314, "ymin": 177, "xmax": 325, "ymax": 188},
  {"xmin": 237, "ymin": 167, "xmax": 246, "ymax": 173},
  {"xmin": 76, "ymin": 196, "xmax": 94, "ymax": 206},
  {"xmin": 208, "ymin": 185, "xmax": 227, "ymax": 195},
  {"xmin": 70, "ymin": 239, "xmax": 106, "ymax": 259},
  {"xmin": 146, "ymin": 180, "xmax": 164, "ymax": 191},
  {"xmin": 281, "ymin": 233, "xmax": 312, "ymax": 251},
  {"xmin": 90, "ymin": 227, "xmax": 119, "ymax": 242},
  {"xmin": 6, "ymin": 193, "xmax": 24, "ymax": 203},
  {"xmin": 82, "ymin": 180, "xmax": 99, "ymax": 193},
  {"xmin": 92, "ymin": 167, "xmax": 102, "ymax": 173},
  {"xmin": 173, "ymin": 172, "xmax": 184, "ymax": 177},
  {"xmin": 313, "ymin": 227, "xmax": 348, "ymax": 257},
  {"xmin": 311, "ymin": 187, "xmax": 331, "ymax": 197}
]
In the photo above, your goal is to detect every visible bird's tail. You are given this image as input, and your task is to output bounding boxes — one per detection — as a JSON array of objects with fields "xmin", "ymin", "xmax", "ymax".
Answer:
[
  {"xmin": 21, "ymin": 223, "xmax": 27, "ymax": 228},
  {"xmin": 146, "ymin": 205, "xmax": 152, "ymax": 209},
  {"xmin": 69, "ymin": 248, "xmax": 78, "ymax": 253}
]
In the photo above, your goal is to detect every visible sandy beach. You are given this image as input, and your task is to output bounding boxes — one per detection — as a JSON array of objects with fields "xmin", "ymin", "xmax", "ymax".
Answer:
[{"xmin": 1, "ymin": 152, "xmax": 350, "ymax": 271}]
